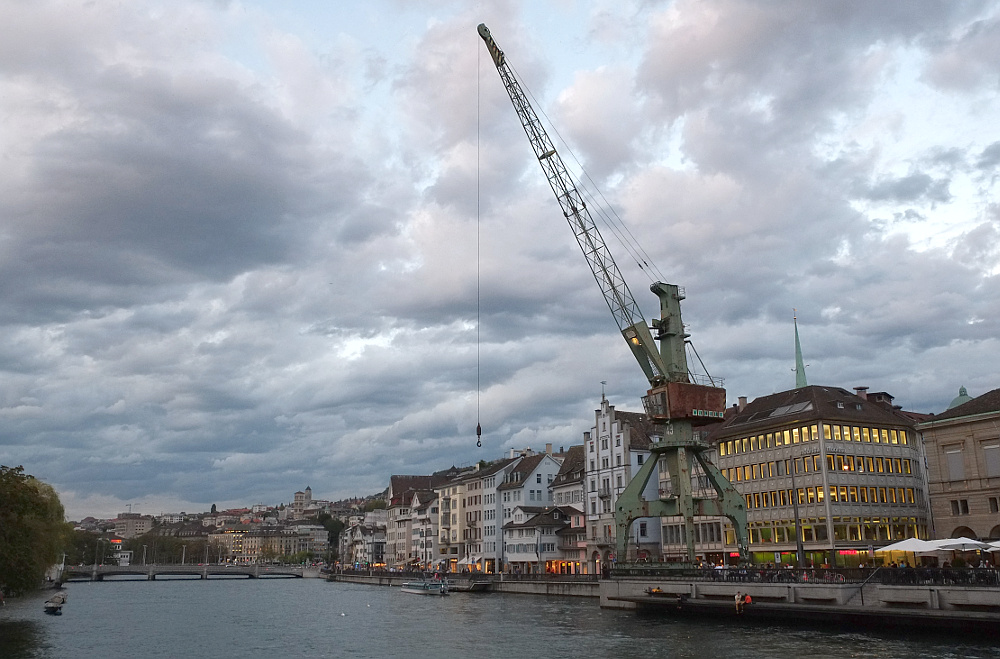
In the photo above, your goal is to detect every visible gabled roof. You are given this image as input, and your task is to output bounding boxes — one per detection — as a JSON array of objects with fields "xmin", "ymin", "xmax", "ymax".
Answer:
[
  {"xmin": 922, "ymin": 387, "xmax": 1000, "ymax": 423},
  {"xmin": 553, "ymin": 444, "xmax": 585, "ymax": 485},
  {"xmin": 502, "ymin": 505, "xmax": 575, "ymax": 531},
  {"xmin": 613, "ymin": 410, "xmax": 655, "ymax": 450},
  {"xmin": 497, "ymin": 454, "xmax": 546, "ymax": 490},
  {"xmin": 710, "ymin": 385, "xmax": 917, "ymax": 442}
]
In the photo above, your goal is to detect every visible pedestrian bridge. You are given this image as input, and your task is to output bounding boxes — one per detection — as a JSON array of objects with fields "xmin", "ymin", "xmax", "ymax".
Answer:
[{"xmin": 61, "ymin": 564, "xmax": 313, "ymax": 582}]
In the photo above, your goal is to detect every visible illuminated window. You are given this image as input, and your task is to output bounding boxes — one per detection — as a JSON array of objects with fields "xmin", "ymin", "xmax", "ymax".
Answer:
[
  {"xmin": 824, "ymin": 424, "xmax": 833, "ymax": 440},
  {"xmin": 863, "ymin": 427, "xmax": 871, "ymax": 443}
]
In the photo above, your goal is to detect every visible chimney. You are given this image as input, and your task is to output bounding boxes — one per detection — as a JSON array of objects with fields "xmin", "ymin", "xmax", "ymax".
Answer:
[
  {"xmin": 559, "ymin": 446, "xmax": 564, "ymax": 453},
  {"xmin": 738, "ymin": 396, "xmax": 748, "ymax": 411},
  {"xmin": 545, "ymin": 443, "xmax": 553, "ymax": 455},
  {"xmin": 509, "ymin": 448, "xmax": 515, "ymax": 459},
  {"xmin": 854, "ymin": 386, "xmax": 868, "ymax": 400}
]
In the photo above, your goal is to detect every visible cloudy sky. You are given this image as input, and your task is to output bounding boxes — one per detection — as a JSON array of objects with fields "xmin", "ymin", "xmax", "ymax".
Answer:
[{"xmin": 2, "ymin": 0, "xmax": 998, "ymax": 520}]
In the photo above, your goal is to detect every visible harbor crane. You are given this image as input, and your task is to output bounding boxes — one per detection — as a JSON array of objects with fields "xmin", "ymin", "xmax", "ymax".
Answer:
[{"xmin": 478, "ymin": 24, "xmax": 747, "ymax": 566}]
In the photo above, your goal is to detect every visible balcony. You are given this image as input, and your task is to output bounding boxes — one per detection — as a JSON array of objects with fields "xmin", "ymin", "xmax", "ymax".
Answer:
[
  {"xmin": 597, "ymin": 487, "xmax": 613, "ymax": 499},
  {"xmin": 589, "ymin": 535, "xmax": 615, "ymax": 547}
]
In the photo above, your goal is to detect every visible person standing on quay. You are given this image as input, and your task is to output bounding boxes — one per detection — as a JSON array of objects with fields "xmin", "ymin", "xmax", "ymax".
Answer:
[{"xmin": 735, "ymin": 591, "xmax": 743, "ymax": 614}]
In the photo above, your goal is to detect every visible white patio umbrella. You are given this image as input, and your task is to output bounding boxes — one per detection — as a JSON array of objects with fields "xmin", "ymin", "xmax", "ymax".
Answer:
[
  {"xmin": 932, "ymin": 537, "xmax": 993, "ymax": 551},
  {"xmin": 874, "ymin": 538, "xmax": 939, "ymax": 553}
]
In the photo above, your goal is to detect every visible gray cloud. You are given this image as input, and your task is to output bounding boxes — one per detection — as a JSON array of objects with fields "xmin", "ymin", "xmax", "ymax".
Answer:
[{"xmin": 1, "ymin": 0, "xmax": 999, "ymax": 520}]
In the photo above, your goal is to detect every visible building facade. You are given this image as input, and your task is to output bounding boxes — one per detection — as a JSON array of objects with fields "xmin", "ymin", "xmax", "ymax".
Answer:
[
  {"xmin": 918, "ymin": 387, "xmax": 1000, "ymax": 541},
  {"xmin": 714, "ymin": 386, "xmax": 930, "ymax": 566},
  {"xmin": 584, "ymin": 397, "xmax": 660, "ymax": 571}
]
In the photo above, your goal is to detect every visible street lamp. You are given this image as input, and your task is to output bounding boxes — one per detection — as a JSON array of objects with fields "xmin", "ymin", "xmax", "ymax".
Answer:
[
  {"xmin": 181, "ymin": 544, "xmax": 187, "ymax": 565},
  {"xmin": 142, "ymin": 545, "xmax": 147, "ymax": 566}
]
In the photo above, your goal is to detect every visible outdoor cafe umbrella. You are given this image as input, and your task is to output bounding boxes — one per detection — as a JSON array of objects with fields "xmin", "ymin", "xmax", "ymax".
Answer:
[
  {"xmin": 932, "ymin": 537, "xmax": 993, "ymax": 551},
  {"xmin": 874, "ymin": 538, "xmax": 938, "ymax": 553}
]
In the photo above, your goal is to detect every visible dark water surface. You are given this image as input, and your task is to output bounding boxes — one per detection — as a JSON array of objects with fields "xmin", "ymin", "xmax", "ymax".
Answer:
[{"xmin": 2, "ymin": 578, "xmax": 998, "ymax": 658}]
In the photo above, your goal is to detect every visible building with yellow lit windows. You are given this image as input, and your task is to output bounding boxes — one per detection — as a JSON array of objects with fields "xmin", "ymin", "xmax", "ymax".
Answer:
[{"xmin": 712, "ymin": 385, "xmax": 930, "ymax": 566}]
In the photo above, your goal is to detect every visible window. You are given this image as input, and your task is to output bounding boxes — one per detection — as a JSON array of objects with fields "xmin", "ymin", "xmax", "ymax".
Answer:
[
  {"xmin": 990, "ymin": 497, "xmax": 999, "ymax": 514},
  {"xmin": 639, "ymin": 522, "xmax": 648, "ymax": 537},
  {"xmin": 537, "ymin": 473, "xmax": 542, "ymax": 484},
  {"xmin": 951, "ymin": 499, "xmax": 969, "ymax": 515},
  {"xmin": 637, "ymin": 454, "xmax": 644, "ymax": 465},
  {"xmin": 984, "ymin": 445, "xmax": 1000, "ymax": 478},
  {"xmin": 946, "ymin": 449, "xmax": 965, "ymax": 481}
]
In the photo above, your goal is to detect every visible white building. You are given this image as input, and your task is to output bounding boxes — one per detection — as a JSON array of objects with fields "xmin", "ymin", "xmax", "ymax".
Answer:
[{"xmin": 584, "ymin": 397, "xmax": 662, "ymax": 571}]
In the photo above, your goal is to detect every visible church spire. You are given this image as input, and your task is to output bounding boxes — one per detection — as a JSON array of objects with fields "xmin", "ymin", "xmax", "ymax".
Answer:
[{"xmin": 794, "ymin": 310, "xmax": 808, "ymax": 388}]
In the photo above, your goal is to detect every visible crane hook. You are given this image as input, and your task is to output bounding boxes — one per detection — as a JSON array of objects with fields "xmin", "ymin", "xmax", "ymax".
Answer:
[{"xmin": 476, "ymin": 423, "xmax": 482, "ymax": 448}]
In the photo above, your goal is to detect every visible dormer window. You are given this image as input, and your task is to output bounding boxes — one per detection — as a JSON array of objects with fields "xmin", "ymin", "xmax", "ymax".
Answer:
[{"xmin": 836, "ymin": 402, "xmax": 844, "ymax": 408}]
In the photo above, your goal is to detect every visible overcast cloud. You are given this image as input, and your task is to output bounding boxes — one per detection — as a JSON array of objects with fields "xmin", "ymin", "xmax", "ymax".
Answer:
[{"xmin": 1, "ymin": 0, "xmax": 998, "ymax": 520}]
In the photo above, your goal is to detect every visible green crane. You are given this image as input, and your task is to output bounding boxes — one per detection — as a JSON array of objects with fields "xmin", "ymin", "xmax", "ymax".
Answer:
[{"xmin": 478, "ymin": 24, "xmax": 747, "ymax": 566}]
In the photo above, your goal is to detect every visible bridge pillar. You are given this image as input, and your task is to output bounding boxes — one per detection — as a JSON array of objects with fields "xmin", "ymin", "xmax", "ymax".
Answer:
[{"xmin": 148, "ymin": 573, "xmax": 156, "ymax": 580}]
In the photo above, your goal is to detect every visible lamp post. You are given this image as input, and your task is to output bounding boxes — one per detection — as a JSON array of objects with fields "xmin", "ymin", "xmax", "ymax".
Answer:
[{"xmin": 181, "ymin": 544, "xmax": 187, "ymax": 565}]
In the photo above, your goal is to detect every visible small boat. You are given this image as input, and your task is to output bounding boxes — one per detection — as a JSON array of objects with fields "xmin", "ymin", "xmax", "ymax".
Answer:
[
  {"xmin": 44, "ymin": 590, "xmax": 68, "ymax": 615},
  {"xmin": 400, "ymin": 580, "xmax": 449, "ymax": 595}
]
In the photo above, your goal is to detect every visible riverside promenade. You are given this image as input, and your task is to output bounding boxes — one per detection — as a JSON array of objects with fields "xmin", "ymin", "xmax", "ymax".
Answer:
[
  {"xmin": 603, "ymin": 565, "xmax": 1000, "ymax": 634},
  {"xmin": 333, "ymin": 566, "xmax": 1000, "ymax": 634}
]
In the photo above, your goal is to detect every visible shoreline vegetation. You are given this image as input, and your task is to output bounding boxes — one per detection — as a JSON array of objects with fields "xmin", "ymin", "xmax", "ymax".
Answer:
[{"xmin": 0, "ymin": 465, "xmax": 72, "ymax": 598}]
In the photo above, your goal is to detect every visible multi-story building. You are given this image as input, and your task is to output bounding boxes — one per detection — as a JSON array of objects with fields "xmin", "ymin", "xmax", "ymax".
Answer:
[
  {"xmin": 385, "ymin": 474, "xmax": 452, "ymax": 567},
  {"xmin": 550, "ymin": 444, "xmax": 587, "ymax": 572},
  {"xmin": 918, "ymin": 387, "xmax": 1000, "ymax": 541},
  {"xmin": 481, "ymin": 456, "xmax": 522, "ymax": 573},
  {"xmin": 551, "ymin": 444, "xmax": 585, "ymax": 512},
  {"xmin": 292, "ymin": 486, "xmax": 312, "ymax": 520},
  {"xmin": 113, "ymin": 513, "xmax": 153, "ymax": 539},
  {"xmin": 496, "ymin": 450, "xmax": 563, "ymax": 572},
  {"xmin": 502, "ymin": 505, "xmax": 578, "ymax": 574},
  {"xmin": 409, "ymin": 491, "xmax": 439, "ymax": 569},
  {"xmin": 713, "ymin": 385, "xmax": 930, "ymax": 566},
  {"xmin": 584, "ymin": 397, "xmax": 660, "ymax": 572},
  {"xmin": 435, "ymin": 477, "xmax": 466, "ymax": 570},
  {"xmin": 458, "ymin": 466, "xmax": 487, "ymax": 570}
]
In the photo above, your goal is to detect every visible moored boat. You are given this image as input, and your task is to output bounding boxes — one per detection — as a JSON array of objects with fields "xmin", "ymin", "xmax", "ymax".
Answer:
[
  {"xmin": 44, "ymin": 590, "xmax": 68, "ymax": 615},
  {"xmin": 400, "ymin": 580, "xmax": 449, "ymax": 595}
]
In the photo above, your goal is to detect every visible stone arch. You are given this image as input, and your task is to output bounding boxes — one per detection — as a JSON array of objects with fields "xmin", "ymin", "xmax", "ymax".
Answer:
[
  {"xmin": 951, "ymin": 526, "xmax": 977, "ymax": 539},
  {"xmin": 989, "ymin": 525, "xmax": 1000, "ymax": 540},
  {"xmin": 591, "ymin": 551, "xmax": 602, "ymax": 574}
]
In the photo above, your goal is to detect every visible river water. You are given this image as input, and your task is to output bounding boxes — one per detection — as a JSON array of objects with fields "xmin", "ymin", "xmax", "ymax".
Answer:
[{"xmin": 1, "ymin": 577, "xmax": 998, "ymax": 659}]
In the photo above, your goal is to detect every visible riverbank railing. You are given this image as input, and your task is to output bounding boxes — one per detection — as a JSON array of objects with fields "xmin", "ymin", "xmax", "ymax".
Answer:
[{"xmin": 611, "ymin": 565, "xmax": 1000, "ymax": 586}]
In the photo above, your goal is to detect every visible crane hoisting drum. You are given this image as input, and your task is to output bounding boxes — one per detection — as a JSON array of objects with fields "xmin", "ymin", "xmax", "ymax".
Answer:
[{"xmin": 477, "ymin": 23, "xmax": 748, "ymax": 567}]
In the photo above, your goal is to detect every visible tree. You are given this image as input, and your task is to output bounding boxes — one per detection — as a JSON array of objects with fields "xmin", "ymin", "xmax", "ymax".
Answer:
[
  {"xmin": 211, "ymin": 503, "xmax": 217, "ymax": 514},
  {"xmin": 0, "ymin": 465, "xmax": 73, "ymax": 596}
]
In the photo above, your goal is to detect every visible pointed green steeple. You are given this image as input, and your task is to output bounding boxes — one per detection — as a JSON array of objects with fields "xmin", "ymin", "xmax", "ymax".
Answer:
[{"xmin": 794, "ymin": 310, "xmax": 807, "ymax": 388}]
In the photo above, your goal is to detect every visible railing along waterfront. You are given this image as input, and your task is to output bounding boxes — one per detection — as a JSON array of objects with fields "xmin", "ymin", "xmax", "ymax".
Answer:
[{"xmin": 611, "ymin": 565, "xmax": 1000, "ymax": 587}]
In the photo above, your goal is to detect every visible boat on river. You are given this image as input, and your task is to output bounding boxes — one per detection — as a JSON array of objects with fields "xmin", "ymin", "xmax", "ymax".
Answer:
[
  {"xmin": 44, "ymin": 590, "xmax": 67, "ymax": 615},
  {"xmin": 400, "ymin": 580, "xmax": 449, "ymax": 595}
]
